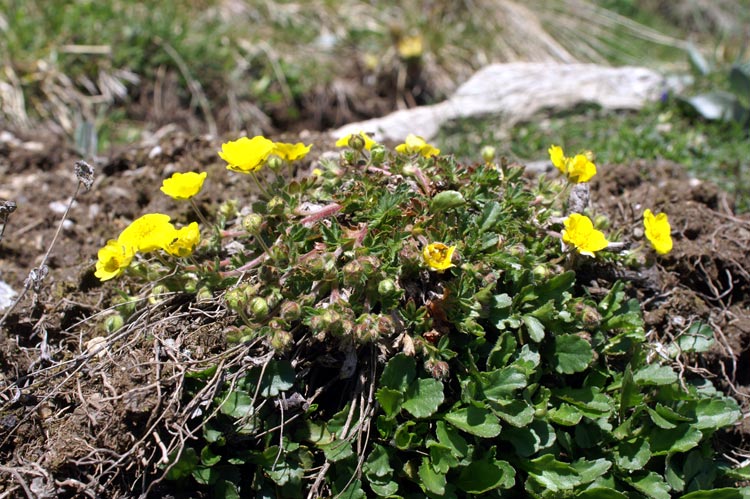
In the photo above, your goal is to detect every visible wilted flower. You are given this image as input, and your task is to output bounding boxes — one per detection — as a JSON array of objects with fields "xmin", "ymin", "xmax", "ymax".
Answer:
[
  {"xmin": 273, "ymin": 142, "xmax": 312, "ymax": 162},
  {"xmin": 562, "ymin": 214, "xmax": 609, "ymax": 256},
  {"xmin": 160, "ymin": 171, "xmax": 207, "ymax": 200},
  {"xmin": 219, "ymin": 136, "xmax": 275, "ymax": 173},
  {"xmin": 164, "ymin": 222, "xmax": 201, "ymax": 257},
  {"xmin": 335, "ymin": 131, "xmax": 376, "ymax": 151},
  {"xmin": 95, "ymin": 239, "xmax": 135, "ymax": 281},
  {"xmin": 423, "ymin": 242, "xmax": 456, "ymax": 271},
  {"xmin": 118, "ymin": 213, "xmax": 174, "ymax": 253},
  {"xmin": 396, "ymin": 134, "xmax": 440, "ymax": 158},
  {"xmin": 643, "ymin": 209, "xmax": 672, "ymax": 255},
  {"xmin": 548, "ymin": 145, "xmax": 596, "ymax": 183}
]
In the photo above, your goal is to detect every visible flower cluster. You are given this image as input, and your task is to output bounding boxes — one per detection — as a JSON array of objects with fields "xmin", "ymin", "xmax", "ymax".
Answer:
[
  {"xmin": 219, "ymin": 136, "xmax": 311, "ymax": 173},
  {"xmin": 95, "ymin": 214, "xmax": 201, "ymax": 281},
  {"xmin": 548, "ymin": 145, "xmax": 596, "ymax": 183}
]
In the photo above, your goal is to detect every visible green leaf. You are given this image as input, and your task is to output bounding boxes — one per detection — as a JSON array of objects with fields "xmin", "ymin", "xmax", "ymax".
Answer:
[
  {"xmin": 647, "ymin": 407, "xmax": 677, "ymax": 429},
  {"xmin": 381, "ymin": 354, "xmax": 416, "ymax": 390},
  {"xmin": 402, "ymin": 378, "xmax": 444, "ymax": 418},
  {"xmin": 480, "ymin": 366, "xmax": 527, "ymax": 400},
  {"xmin": 418, "ymin": 458, "xmax": 446, "ymax": 495},
  {"xmin": 729, "ymin": 62, "xmax": 750, "ymax": 100},
  {"xmin": 551, "ymin": 334, "xmax": 594, "ymax": 374},
  {"xmin": 686, "ymin": 43, "xmax": 711, "ymax": 76},
  {"xmin": 614, "ymin": 438, "xmax": 652, "ymax": 471},
  {"xmin": 364, "ymin": 444, "xmax": 393, "ymax": 479},
  {"xmin": 576, "ymin": 487, "xmax": 628, "ymax": 499},
  {"xmin": 369, "ymin": 479, "xmax": 399, "ymax": 497},
  {"xmin": 456, "ymin": 459, "xmax": 515, "ymax": 493},
  {"xmin": 261, "ymin": 360, "xmax": 296, "ymax": 396},
  {"xmin": 166, "ymin": 447, "xmax": 199, "ymax": 480},
  {"xmin": 493, "ymin": 293, "xmax": 513, "ymax": 309},
  {"xmin": 674, "ymin": 322, "xmax": 715, "ymax": 354},
  {"xmin": 201, "ymin": 445, "xmax": 222, "ymax": 467},
  {"xmin": 445, "ymin": 405, "xmax": 502, "ymax": 438},
  {"xmin": 523, "ymin": 454, "xmax": 581, "ymax": 492},
  {"xmin": 655, "ymin": 403, "xmax": 692, "ymax": 423},
  {"xmin": 679, "ymin": 92, "xmax": 741, "ymax": 122},
  {"xmin": 681, "ymin": 488, "xmax": 745, "ymax": 499},
  {"xmin": 627, "ymin": 471, "xmax": 671, "ymax": 499},
  {"xmin": 649, "ymin": 424, "xmax": 703, "ymax": 455},
  {"xmin": 492, "ymin": 399, "xmax": 535, "ymax": 427},
  {"xmin": 488, "ymin": 332, "xmax": 517, "ymax": 369},
  {"xmin": 692, "ymin": 397, "xmax": 742, "ymax": 430},
  {"xmin": 431, "ymin": 190, "xmax": 465, "ymax": 212},
  {"xmin": 375, "ymin": 387, "xmax": 404, "ymax": 419},
  {"xmin": 502, "ymin": 420, "xmax": 556, "ymax": 457},
  {"xmin": 572, "ymin": 458, "xmax": 612, "ymax": 485},
  {"xmin": 321, "ymin": 439, "xmax": 353, "ymax": 462},
  {"xmin": 219, "ymin": 390, "xmax": 254, "ymax": 419},
  {"xmin": 634, "ymin": 363, "xmax": 679, "ymax": 386},
  {"xmin": 523, "ymin": 315, "xmax": 545, "ymax": 342},
  {"xmin": 478, "ymin": 201, "xmax": 503, "ymax": 233},
  {"xmin": 214, "ymin": 479, "xmax": 241, "ymax": 499},
  {"xmin": 549, "ymin": 403, "xmax": 583, "ymax": 426},
  {"xmin": 436, "ymin": 421, "xmax": 469, "ymax": 458},
  {"xmin": 619, "ymin": 365, "xmax": 642, "ymax": 417},
  {"xmin": 428, "ymin": 442, "xmax": 459, "ymax": 473},
  {"xmin": 554, "ymin": 387, "xmax": 613, "ymax": 416}
]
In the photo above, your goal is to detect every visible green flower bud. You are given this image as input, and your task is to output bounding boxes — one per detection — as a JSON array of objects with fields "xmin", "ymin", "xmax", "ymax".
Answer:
[
  {"xmin": 271, "ymin": 329, "xmax": 293, "ymax": 352},
  {"xmin": 266, "ymin": 288, "xmax": 283, "ymax": 310},
  {"xmin": 342, "ymin": 259, "xmax": 364, "ymax": 286},
  {"xmin": 242, "ymin": 213, "xmax": 264, "ymax": 235},
  {"xmin": 348, "ymin": 133, "xmax": 366, "ymax": 151},
  {"xmin": 218, "ymin": 199, "xmax": 239, "ymax": 219},
  {"xmin": 267, "ymin": 196, "xmax": 285, "ymax": 214},
  {"xmin": 105, "ymin": 314, "xmax": 124, "ymax": 333},
  {"xmin": 342, "ymin": 150, "xmax": 357, "ymax": 165},
  {"xmin": 533, "ymin": 264, "xmax": 548, "ymax": 280},
  {"xmin": 481, "ymin": 145, "xmax": 496, "ymax": 164},
  {"xmin": 266, "ymin": 155, "xmax": 283, "ymax": 172},
  {"xmin": 377, "ymin": 279, "xmax": 397, "ymax": 296},
  {"xmin": 225, "ymin": 288, "xmax": 246, "ymax": 312},
  {"xmin": 248, "ymin": 297, "xmax": 269, "ymax": 319},
  {"xmin": 149, "ymin": 284, "xmax": 170, "ymax": 305},
  {"xmin": 196, "ymin": 286, "xmax": 213, "ymax": 302},
  {"xmin": 594, "ymin": 214, "xmax": 609, "ymax": 230},
  {"xmin": 370, "ymin": 144, "xmax": 386, "ymax": 165},
  {"xmin": 183, "ymin": 274, "xmax": 199, "ymax": 294},
  {"xmin": 280, "ymin": 301, "xmax": 302, "ymax": 322}
]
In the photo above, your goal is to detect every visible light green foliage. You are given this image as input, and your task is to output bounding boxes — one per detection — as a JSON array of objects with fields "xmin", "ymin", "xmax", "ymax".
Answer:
[{"xmin": 141, "ymin": 140, "xmax": 745, "ymax": 497}]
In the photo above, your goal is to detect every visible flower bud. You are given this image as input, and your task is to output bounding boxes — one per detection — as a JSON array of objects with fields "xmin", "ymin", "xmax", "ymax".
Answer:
[
  {"xmin": 266, "ymin": 288, "xmax": 283, "ymax": 309},
  {"xmin": 266, "ymin": 155, "xmax": 283, "ymax": 172},
  {"xmin": 533, "ymin": 264, "xmax": 549, "ymax": 280},
  {"xmin": 105, "ymin": 314, "xmax": 124, "ymax": 333},
  {"xmin": 267, "ymin": 196, "xmax": 285, "ymax": 214},
  {"xmin": 280, "ymin": 301, "xmax": 302, "ymax": 322},
  {"xmin": 149, "ymin": 284, "xmax": 170, "ymax": 305},
  {"xmin": 242, "ymin": 213, "xmax": 264, "ymax": 234},
  {"xmin": 248, "ymin": 297, "xmax": 269, "ymax": 319},
  {"xmin": 370, "ymin": 145, "xmax": 386, "ymax": 165},
  {"xmin": 196, "ymin": 286, "xmax": 213, "ymax": 303},
  {"xmin": 425, "ymin": 359, "xmax": 450, "ymax": 380},
  {"xmin": 271, "ymin": 329, "xmax": 293, "ymax": 352},
  {"xmin": 348, "ymin": 133, "xmax": 366, "ymax": 151},
  {"xmin": 481, "ymin": 145, "xmax": 496, "ymax": 164},
  {"xmin": 225, "ymin": 288, "xmax": 246, "ymax": 312},
  {"xmin": 342, "ymin": 259, "xmax": 364, "ymax": 286},
  {"xmin": 218, "ymin": 199, "xmax": 239, "ymax": 219},
  {"xmin": 377, "ymin": 279, "xmax": 397, "ymax": 297},
  {"xmin": 342, "ymin": 150, "xmax": 357, "ymax": 165}
]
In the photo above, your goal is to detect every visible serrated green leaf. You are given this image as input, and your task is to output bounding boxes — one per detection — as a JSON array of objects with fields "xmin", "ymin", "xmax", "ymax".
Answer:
[
  {"xmin": 523, "ymin": 454, "xmax": 581, "ymax": 492},
  {"xmin": 456, "ymin": 459, "xmax": 515, "ymax": 493},
  {"xmin": 692, "ymin": 397, "xmax": 741, "ymax": 430},
  {"xmin": 402, "ymin": 378, "xmax": 444, "ymax": 418},
  {"xmin": 549, "ymin": 403, "xmax": 584, "ymax": 426},
  {"xmin": 418, "ymin": 458, "xmax": 446, "ymax": 495},
  {"xmin": 576, "ymin": 487, "xmax": 628, "ymax": 499},
  {"xmin": 380, "ymin": 354, "xmax": 416, "ymax": 390},
  {"xmin": 634, "ymin": 363, "xmax": 679, "ymax": 386},
  {"xmin": 493, "ymin": 293, "xmax": 513, "ymax": 309},
  {"xmin": 572, "ymin": 458, "xmax": 612, "ymax": 485},
  {"xmin": 436, "ymin": 421, "xmax": 469, "ymax": 458},
  {"xmin": 551, "ymin": 334, "xmax": 594, "ymax": 374},
  {"xmin": 445, "ymin": 405, "xmax": 502, "ymax": 437},
  {"xmin": 364, "ymin": 444, "xmax": 393, "ymax": 479},
  {"xmin": 628, "ymin": 471, "xmax": 671, "ymax": 499},
  {"xmin": 428, "ymin": 442, "xmax": 459, "ymax": 473},
  {"xmin": 375, "ymin": 387, "xmax": 404, "ymax": 419},
  {"xmin": 369, "ymin": 478, "xmax": 399, "ymax": 497},
  {"xmin": 502, "ymin": 420, "xmax": 556, "ymax": 457},
  {"xmin": 523, "ymin": 315, "xmax": 545, "ymax": 342},
  {"xmin": 615, "ymin": 438, "xmax": 652, "ymax": 471},
  {"xmin": 478, "ymin": 201, "xmax": 503, "ymax": 233},
  {"xmin": 649, "ymin": 423, "xmax": 703, "ymax": 455},
  {"xmin": 480, "ymin": 366, "xmax": 527, "ymax": 400},
  {"xmin": 493, "ymin": 399, "xmax": 535, "ymax": 427}
]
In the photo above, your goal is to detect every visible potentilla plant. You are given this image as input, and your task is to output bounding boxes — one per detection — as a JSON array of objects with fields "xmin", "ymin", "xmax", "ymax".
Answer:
[{"xmin": 95, "ymin": 133, "xmax": 743, "ymax": 498}]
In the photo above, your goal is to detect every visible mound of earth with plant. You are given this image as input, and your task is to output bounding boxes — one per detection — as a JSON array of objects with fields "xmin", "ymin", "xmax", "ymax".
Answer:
[{"xmin": 0, "ymin": 129, "xmax": 749, "ymax": 498}]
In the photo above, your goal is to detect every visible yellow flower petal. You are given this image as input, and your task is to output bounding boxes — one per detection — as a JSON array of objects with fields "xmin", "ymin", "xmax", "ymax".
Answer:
[
  {"xmin": 160, "ymin": 171, "xmax": 207, "ymax": 200},
  {"xmin": 95, "ymin": 239, "xmax": 135, "ymax": 281},
  {"xmin": 422, "ymin": 242, "xmax": 456, "ymax": 271},
  {"xmin": 273, "ymin": 142, "xmax": 312, "ymax": 162},
  {"xmin": 548, "ymin": 145, "xmax": 566, "ymax": 174},
  {"xmin": 164, "ymin": 222, "xmax": 201, "ymax": 257},
  {"xmin": 562, "ymin": 214, "xmax": 609, "ymax": 256},
  {"xmin": 396, "ymin": 134, "xmax": 440, "ymax": 157},
  {"xmin": 219, "ymin": 136, "xmax": 275, "ymax": 173},
  {"xmin": 118, "ymin": 213, "xmax": 174, "ymax": 253},
  {"xmin": 335, "ymin": 131, "xmax": 376, "ymax": 151},
  {"xmin": 643, "ymin": 209, "xmax": 672, "ymax": 255},
  {"xmin": 566, "ymin": 154, "xmax": 596, "ymax": 183}
]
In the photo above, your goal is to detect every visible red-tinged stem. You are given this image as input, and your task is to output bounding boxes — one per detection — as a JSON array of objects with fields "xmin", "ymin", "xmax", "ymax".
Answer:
[{"xmin": 298, "ymin": 203, "xmax": 342, "ymax": 225}]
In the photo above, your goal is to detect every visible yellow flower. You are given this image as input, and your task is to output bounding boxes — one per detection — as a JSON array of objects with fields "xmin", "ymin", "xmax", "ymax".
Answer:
[
  {"xmin": 396, "ymin": 134, "xmax": 440, "ymax": 157},
  {"xmin": 335, "ymin": 131, "xmax": 376, "ymax": 151},
  {"xmin": 160, "ymin": 171, "xmax": 207, "ymax": 200},
  {"xmin": 219, "ymin": 136, "xmax": 275, "ymax": 173},
  {"xmin": 548, "ymin": 145, "xmax": 597, "ymax": 183},
  {"xmin": 118, "ymin": 213, "xmax": 174, "ymax": 253},
  {"xmin": 164, "ymin": 222, "xmax": 201, "ymax": 257},
  {"xmin": 562, "ymin": 214, "xmax": 609, "ymax": 256},
  {"xmin": 273, "ymin": 142, "xmax": 312, "ymax": 162},
  {"xmin": 423, "ymin": 242, "xmax": 456, "ymax": 272},
  {"xmin": 397, "ymin": 34, "xmax": 423, "ymax": 59},
  {"xmin": 95, "ymin": 239, "xmax": 135, "ymax": 281},
  {"xmin": 643, "ymin": 209, "xmax": 672, "ymax": 255}
]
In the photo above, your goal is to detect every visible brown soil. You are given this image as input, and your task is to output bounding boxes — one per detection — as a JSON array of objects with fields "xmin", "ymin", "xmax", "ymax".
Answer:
[{"xmin": 1, "ymin": 131, "xmax": 749, "ymax": 496}]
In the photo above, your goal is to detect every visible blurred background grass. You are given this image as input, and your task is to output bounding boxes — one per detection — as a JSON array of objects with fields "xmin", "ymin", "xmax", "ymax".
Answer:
[{"xmin": 1, "ymin": 0, "xmax": 748, "ymax": 207}]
